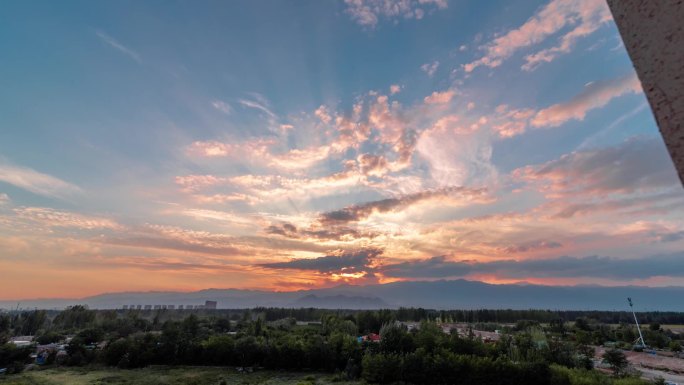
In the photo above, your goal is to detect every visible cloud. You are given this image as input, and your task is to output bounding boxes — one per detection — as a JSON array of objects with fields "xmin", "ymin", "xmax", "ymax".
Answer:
[
  {"xmin": 13, "ymin": 207, "xmax": 121, "ymax": 230},
  {"xmin": 531, "ymin": 72, "xmax": 642, "ymax": 127},
  {"xmin": 522, "ymin": 1, "xmax": 611, "ymax": 71},
  {"xmin": 433, "ymin": 73, "xmax": 641, "ymax": 142},
  {"xmin": 176, "ymin": 169, "xmax": 365, "ymax": 205},
  {"xmin": 344, "ymin": 0, "xmax": 447, "ymax": 28},
  {"xmin": 259, "ymin": 248, "xmax": 381, "ymax": 273},
  {"xmin": 514, "ymin": 136, "xmax": 679, "ymax": 198},
  {"xmin": 357, "ymin": 154, "xmax": 391, "ymax": 177},
  {"xmin": 0, "ymin": 162, "xmax": 82, "ymax": 199},
  {"xmin": 180, "ymin": 209, "xmax": 258, "ymax": 228},
  {"xmin": 416, "ymin": 115, "xmax": 497, "ymax": 186},
  {"xmin": 186, "ymin": 139, "xmax": 332, "ymax": 171},
  {"xmin": 421, "ymin": 61, "xmax": 440, "ymax": 77},
  {"xmin": 239, "ymin": 96, "xmax": 277, "ymax": 120},
  {"xmin": 0, "ymin": 193, "xmax": 9, "ymax": 205},
  {"xmin": 381, "ymin": 253, "xmax": 684, "ymax": 280},
  {"xmin": 187, "ymin": 141, "xmax": 235, "ymax": 157},
  {"xmin": 314, "ymin": 105, "xmax": 333, "ymax": 124},
  {"xmin": 464, "ymin": 0, "xmax": 611, "ymax": 72},
  {"xmin": 175, "ymin": 174, "xmax": 230, "ymax": 193},
  {"xmin": 366, "ymin": 94, "xmax": 418, "ymax": 168},
  {"xmin": 423, "ymin": 89, "xmax": 455, "ymax": 104},
  {"xmin": 390, "ymin": 84, "xmax": 402, "ymax": 95},
  {"xmin": 501, "ymin": 240, "xmax": 562, "ymax": 254},
  {"xmin": 95, "ymin": 30, "xmax": 142, "ymax": 63},
  {"xmin": 100, "ymin": 224, "xmax": 246, "ymax": 257},
  {"xmin": 490, "ymin": 105, "xmax": 535, "ymax": 138},
  {"xmin": 211, "ymin": 100, "xmax": 232, "ymax": 114},
  {"xmin": 265, "ymin": 222, "xmax": 378, "ymax": 241},
  {"xmin": 658, "ymin": 231, "xmax": 684, "ymax": 243},
  {"xmin": 538, "ymin": 190, "xmax": 684, "ymax": 219},
  {"xmin": 319, "ymin": 186, "xmax": 487, "ymax": 224}
]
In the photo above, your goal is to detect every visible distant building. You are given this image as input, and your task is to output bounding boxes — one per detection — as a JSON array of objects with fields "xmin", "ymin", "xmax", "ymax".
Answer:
[
  {"xmin": 358, "ymin": 333, "xmax": 381, "ymax": 343},
  {"xmin": 122, "ymin": 305, "xmax": 129, "ymax": 310},
  {"xmin": 153, "ymin": 305, "xmax": 161, "ymax": 310},
  {"xmin": 204, "ymin": 300, "xmax": 217, "ymax": 309},
  {"xmin": 136, "ymin": 305, "xmax": 142, "ymax": 310},
  {"xmin": 186, "ymin": 305, "xmax": 194, "ymax": 310},
  {"xmin": 178, "ymin": 305, "xmax": 184, "ymax": 310},
  {"xmin": 168, "ymin": 305, "xmax": 175, "ymax": 310},
  {"xmin": 9, "ymin": 336, "xmax": 33, "ymax": 347},
  {"xmin": 144, "ymin": 305, "xmax": 152, "ymax": 310}
]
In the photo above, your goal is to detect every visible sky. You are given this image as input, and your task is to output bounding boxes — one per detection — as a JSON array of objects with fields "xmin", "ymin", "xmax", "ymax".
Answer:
[{"xmin": 1, "ymin": 0, "xmax": 684, "ymax": 300}]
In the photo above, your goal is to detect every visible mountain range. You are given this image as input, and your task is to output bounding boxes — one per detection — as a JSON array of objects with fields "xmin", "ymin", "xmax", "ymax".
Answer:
[{"xmin": 2, "ymin": 279, "xmax": 683, "ymax": 311}]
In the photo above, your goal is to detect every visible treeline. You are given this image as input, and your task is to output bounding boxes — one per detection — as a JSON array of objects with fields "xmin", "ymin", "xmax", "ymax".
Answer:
[
  {"xmin": 0, "ymin": 306, "xmax": 661, "ymax": 384},
  {"xmin": 4, "ymin": 307, "xmax": 684, "ymax": 333}
]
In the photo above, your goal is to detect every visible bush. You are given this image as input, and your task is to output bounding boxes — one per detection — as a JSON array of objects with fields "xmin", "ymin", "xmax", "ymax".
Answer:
[
  {"xmin": 0, "ymin": 343, "xmax": 32, "ymax": 369},
  {"xmin": 668, "ymin": 340, "xmax": 681, "ymax": 352},
  {"xmin": 361, "ymin": 352, "xmax": 402, "ymax": 384},
  {"xmin": 36, "ymin": 331, "xmax": 64, "ymax": 345}
]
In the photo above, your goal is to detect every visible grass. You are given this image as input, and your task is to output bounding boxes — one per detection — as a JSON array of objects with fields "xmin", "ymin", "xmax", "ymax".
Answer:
[{"xmin": 0, "ymin": 366, "xmax": 359, "ymax": 385}]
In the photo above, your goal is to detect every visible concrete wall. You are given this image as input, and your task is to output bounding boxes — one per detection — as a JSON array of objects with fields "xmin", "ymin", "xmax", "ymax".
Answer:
[{"xmin": 607, "ymin": 0, "xmax": 684, "ymax": 186}]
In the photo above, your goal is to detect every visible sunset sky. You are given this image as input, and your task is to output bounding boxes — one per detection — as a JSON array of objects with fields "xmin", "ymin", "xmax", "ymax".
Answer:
[{"xmin": 1, "ymin": 0, "xmax": 683, "ymax": 300}]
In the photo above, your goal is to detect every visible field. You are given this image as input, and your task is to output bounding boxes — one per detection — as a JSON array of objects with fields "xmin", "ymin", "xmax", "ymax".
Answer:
[{"xmin": 0, "ymin": 367, "xmax": 359, "ymax": 385}]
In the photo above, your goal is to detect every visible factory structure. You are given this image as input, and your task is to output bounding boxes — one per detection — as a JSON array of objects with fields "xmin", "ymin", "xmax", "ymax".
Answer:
[{"xmin": 122, "ymin": 300, "xmax": 217, "ymax": 311}]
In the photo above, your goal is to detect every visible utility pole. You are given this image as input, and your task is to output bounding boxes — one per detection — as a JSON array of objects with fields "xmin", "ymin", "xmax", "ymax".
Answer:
[{"xmin": 628, "ymin": 297, "xmax": 645, "ymax": 348}]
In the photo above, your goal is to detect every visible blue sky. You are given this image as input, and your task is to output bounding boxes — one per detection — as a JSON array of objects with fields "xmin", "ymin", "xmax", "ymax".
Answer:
[{"xmin": 1, "ymin": 0, "xmax": 683, "ymax": 299}]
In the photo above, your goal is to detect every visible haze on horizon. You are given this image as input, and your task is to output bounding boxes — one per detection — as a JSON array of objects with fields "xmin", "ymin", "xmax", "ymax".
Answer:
[{"xmin": 1, "ymin": 0, "xmax": 684, "ymax": 301}]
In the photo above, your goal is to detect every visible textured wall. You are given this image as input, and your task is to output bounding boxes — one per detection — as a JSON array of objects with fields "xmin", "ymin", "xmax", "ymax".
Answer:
[{"xmin": 607, "ymin": 0, "xmax": 684, "ymax": 187}]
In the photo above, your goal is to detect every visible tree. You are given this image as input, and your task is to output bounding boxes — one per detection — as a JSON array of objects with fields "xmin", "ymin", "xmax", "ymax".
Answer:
[
  {"xmin": 602, "ymin": 348, "xmax": 628, "ymax": 376},
  {"xmin": 379, "ymin": 323, "xmax": 413, "ymax": 354},
  {"xmin": 574, "ymin": 317, "xmax": 592, "ymax": 332},
  {"xmin": 669, "ymin": 340, "xmax": 682, "ymax": 353},
  {"xmin": 36, "ymin": 331, "xmax": 63, "ymax": 345}
]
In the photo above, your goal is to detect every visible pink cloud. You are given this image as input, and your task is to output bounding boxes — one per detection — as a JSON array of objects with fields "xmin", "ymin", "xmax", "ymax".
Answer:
[
  {"xmin": 464, "ymin": 0, "xmax": 611, "ymax": 72},
  {"xmin": 513, "ymin": 136, "xmax": 679, "ymax": 198},
  {"xmin": 13, "ymin": 207, "xmax": 121, "ymax": 230},
  {"xmin": 187, "ymin": 139, "xmax": 272, "ymax": 158},
  {"xmin": 423, "ymin": 89, "xmax": 455, "ymax": 104},
  {"xmin": 531, "ymin": 72, "xmax": 641, "ymax": 127},
  {"xmin": 314, "ymin": 105, "xmax": 332, "ymax": 124}
]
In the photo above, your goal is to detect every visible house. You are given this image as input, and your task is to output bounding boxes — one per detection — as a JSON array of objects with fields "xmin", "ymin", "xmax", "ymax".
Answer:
[
  {"xmin": 35, "ymin": 343, "xmax": 64, "ymax": 365},
  {"xmin": 9, "ymin": 336, "xmax": 33, "ymax": 347},
  {"xmin": 358, "ymin": 333, "xmax": 381, "ymax": 343}
]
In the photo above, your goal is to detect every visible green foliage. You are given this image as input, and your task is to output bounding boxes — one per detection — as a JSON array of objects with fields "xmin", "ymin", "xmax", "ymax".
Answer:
[
  {"xmin": 0, "ymin": 343, "xmax": 32, "ymax": 370},
  {"xmin": 378, "ymin": 322, "xmax": 413, "ymax": 354},
  {"xmin": 0, "ymin": 306, "xmax": 675, "ymax": 385},
  {"xmin": 52, "ymin": 305, "xmax": 95, "ymax": 331},
  {"xmin": 550, "ymin": 365, "xmax": 649, "ymax": 385},
  {"xmin": 35, "ymin": 331, "xmax": 64, "ymax": 345},
  {"xmin": 602, "ymin": 348, "xmax": 628, "ymax": 376},
  {"xmin": 12, "ymin": 310, "xmax": 47, "ymax": 335}
]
